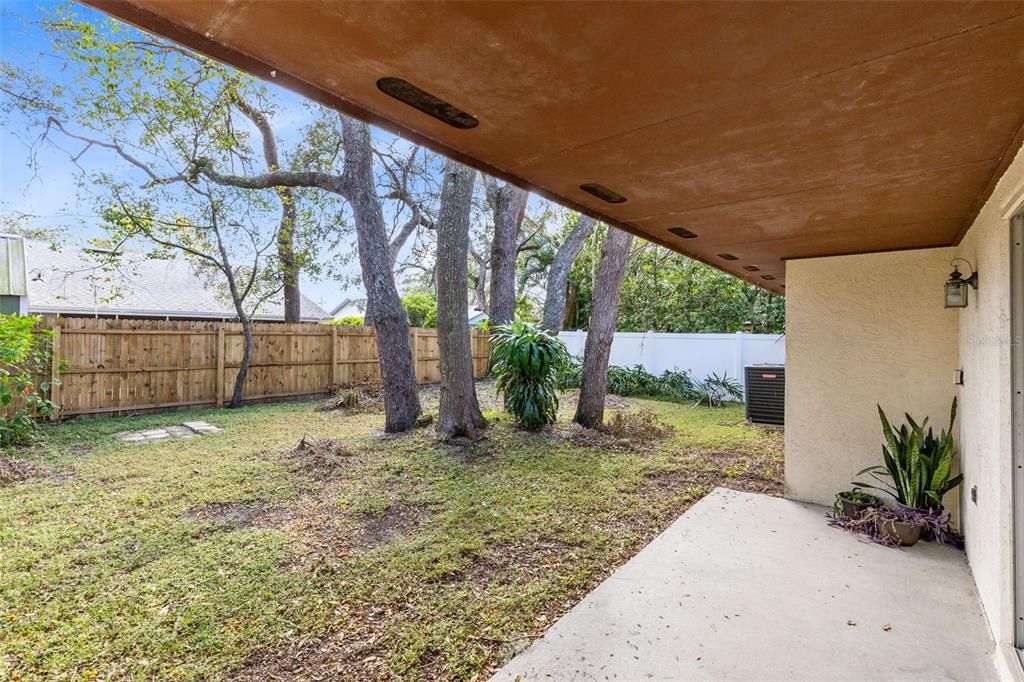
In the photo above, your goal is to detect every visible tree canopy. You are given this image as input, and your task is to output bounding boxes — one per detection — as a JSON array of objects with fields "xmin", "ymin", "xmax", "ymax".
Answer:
[{"xmin": 564, "ymin": 225, "xmax": 784, "ymax": 333}]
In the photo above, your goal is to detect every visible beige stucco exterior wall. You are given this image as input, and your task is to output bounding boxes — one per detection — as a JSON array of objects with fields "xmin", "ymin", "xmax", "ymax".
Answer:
[
  {"xmin": 784, "ymin": 248, "xmax": 959, "ymax": 507},
  {"xmin": 955, "ymin": 142, "xmax": 1024, "ymax": 662},
  {"xmin": 785, "ymin": 143, "xmax": 1024, "ymax": 675}
]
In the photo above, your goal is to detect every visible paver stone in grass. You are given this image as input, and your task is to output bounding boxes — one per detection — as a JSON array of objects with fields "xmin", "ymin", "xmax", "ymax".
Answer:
[{"xmin": 183, "ymin": 421, "xmax": 221, "ymax": 434}]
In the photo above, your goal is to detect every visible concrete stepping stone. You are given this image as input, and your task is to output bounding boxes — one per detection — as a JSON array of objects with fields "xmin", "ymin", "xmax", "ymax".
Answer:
[
  {"xmin": 115, "ymin": 421, "xmax": 222, "ymax": 444},
  {"xmin": 183, "ymin": 421, "xmax": 222, "ymax": 434}
]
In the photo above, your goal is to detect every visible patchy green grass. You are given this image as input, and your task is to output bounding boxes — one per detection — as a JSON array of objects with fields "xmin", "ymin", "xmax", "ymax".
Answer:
[{"xmin": 0, "ymin": 387, "xmax": 782, "ymax": 681}]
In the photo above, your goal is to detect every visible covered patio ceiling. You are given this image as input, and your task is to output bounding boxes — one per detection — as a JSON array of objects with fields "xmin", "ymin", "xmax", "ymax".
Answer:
[{"xmin": 86, "ymin": 1, "xmax": 1024, "ymax": 292}]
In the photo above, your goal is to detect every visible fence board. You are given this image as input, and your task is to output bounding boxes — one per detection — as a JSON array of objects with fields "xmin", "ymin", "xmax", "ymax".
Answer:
[{"xmin": 36, "ymin": 317, "xmax": 490, "ymax": 417}]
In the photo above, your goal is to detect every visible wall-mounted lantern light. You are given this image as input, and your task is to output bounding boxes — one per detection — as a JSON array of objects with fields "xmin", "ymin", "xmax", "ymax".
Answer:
[{"xmin": 944, "ymin": 258, "xmax": 978, "ymax": 308}]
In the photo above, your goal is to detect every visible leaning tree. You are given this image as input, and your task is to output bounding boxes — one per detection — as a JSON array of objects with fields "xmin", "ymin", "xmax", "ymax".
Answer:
[
  {"xmin": 101, "ymin": 187, "xmax": 285, "ymax": 408},
  {"xmin": 194, "ymin": 116, "xmax": 429, "ymax": 431},
  {"xmin": 0, "ymin": 9, "xmax": 337, "ymax": 405},
  {"xmin": 2, "ymin": 9, "xmax": 438, "ymax": 431},
  {"xmin": 541, "ymin": 214, "xmax": 598, "ymax": 332}
]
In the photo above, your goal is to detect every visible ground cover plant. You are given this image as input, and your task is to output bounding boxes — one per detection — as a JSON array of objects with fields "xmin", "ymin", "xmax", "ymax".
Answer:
[
  {"xmin": 0, "ymin": 382, "xmax": 781, "ymax": 680},
  {"xmin": 560, "ymin": 361, "xmax": 742, "ymax": 407}
]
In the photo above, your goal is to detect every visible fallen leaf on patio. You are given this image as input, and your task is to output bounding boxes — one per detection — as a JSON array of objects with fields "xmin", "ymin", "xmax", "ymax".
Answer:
[{"xmin": 846, "ymin": 620, "xmax": 857, "ymax": 626}]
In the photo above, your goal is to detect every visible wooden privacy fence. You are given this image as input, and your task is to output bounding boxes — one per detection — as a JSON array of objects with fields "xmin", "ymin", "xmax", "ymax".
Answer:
[{"xmin": 37, "ymin": 317, "xmax": 490, "ymax": 418}]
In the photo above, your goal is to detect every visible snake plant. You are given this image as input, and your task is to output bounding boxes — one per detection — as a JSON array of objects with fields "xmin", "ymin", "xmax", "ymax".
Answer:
[{"xmin": 853, "ymin": 397, "xmax": 963, "ymax": 510}]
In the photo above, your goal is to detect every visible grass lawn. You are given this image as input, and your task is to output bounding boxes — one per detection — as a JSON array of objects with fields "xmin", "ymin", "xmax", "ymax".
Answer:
[{"xmin": 0, "ymin": 384, "xmax": 782, "ymax": 680}]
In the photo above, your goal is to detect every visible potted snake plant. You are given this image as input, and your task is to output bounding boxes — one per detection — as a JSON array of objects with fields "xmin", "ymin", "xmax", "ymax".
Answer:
[{"xmin": 854, "ymin": 397, "xmax": 964, "ymax": 516}]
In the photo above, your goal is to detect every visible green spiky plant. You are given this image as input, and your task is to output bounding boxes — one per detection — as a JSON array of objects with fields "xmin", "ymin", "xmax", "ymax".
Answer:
[
  {"xmin": 854, "ymin": 397, "xmax": 963, "ymax": 510},
  {"xmin": 490, "ymin": 320, "xmax": 571, "ymax": 429}
]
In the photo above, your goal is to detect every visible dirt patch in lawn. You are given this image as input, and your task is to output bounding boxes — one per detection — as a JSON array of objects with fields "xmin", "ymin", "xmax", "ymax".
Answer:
[
  {"xmin": 354, "ymin": 501, "xmax": 429, "ymax": 550},
  {"xmin": 285, "ymin": 435, "xmax": 358, "ymax": 479},
  {"xmin": 459, "ymin": 538, "xmax": 583, "ymax": 586},
  {"xmin": 641, "ymin": 448, "xmax": 784, "ymax": 499},
  {"xmin": 184, "ymin": 501, "xmax": 285, "ymax": 528},
  {"xmin": 277, "ymin": 495, "xmax": 431, "ymax": 571},
  {"xmin": 236, "ymin": 607, "xmax": 390, "ymax": 682},
  {"xmin": 557, "ymin": 408, "xmax": 674, "ymax": 453},
  {"xmin": 0, "ymin": 457, "xmax": 51, "ymax": 486}
]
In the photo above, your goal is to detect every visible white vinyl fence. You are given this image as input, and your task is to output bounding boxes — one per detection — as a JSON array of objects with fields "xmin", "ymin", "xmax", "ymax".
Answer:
[{"xmin": 557, "ymin": 331, "xmax": 785, "ymax": 391}]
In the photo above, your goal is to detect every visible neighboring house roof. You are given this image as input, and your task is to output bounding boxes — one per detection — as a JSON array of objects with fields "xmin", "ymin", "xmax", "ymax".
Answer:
[
  {"xmin": 0, "ymin": 235, "xmax": 29, "ymax": 297},
  {"xmin": 468, "ymin": 310, "xmax": 489, "ymax": 326},
  {"xmin": 23, "ymin": 240, "xmax": 329, "ymax": 321}
]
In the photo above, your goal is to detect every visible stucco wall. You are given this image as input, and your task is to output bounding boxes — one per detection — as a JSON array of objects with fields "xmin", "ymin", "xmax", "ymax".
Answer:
[
  {"xmin": 784, "ymin": 248, "xmax": 959, "ymax": 507},
  {"xmin": 785, "ymin": 143, "xmax": 1024, "ymax": 670},
  {"xmin": 955, "ymin": 142, "xmax": 1024, "ymax": 656}
]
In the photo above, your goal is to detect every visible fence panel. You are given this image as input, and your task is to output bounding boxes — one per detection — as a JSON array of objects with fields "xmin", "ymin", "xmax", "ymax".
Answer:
[
  {"xmin": 558, "ymin": 331, "xmax": 785, "ymax": 389},
  {"xmin": 37, "ymin": 317, "xmax": 490, "ymax": 417}
]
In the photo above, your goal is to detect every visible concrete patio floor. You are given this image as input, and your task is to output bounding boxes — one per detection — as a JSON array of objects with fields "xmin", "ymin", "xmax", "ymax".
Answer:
[{"xmin": 494, "ymin": 488, "xmax": 998, "ymax": 681}]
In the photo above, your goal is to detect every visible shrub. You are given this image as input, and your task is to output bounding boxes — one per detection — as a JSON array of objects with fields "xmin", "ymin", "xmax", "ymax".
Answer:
[
  {"xmin": 555, "ymin": 355, "xmax": 583, "ymax": 391},
  {"xmin": 607, "ymin": 365, "xmax": 663, "ymax": 397},
  {"xmin": 401, "ymin": 292, "xmax": 437, "ymax": 328},
  {"xmin": 490, "ymin": 320, "xmax": 571, "ymax": 429},
  {"xmin": 691, "ymin": 372, "xmax": 743, "ymax": 407},
  {"xmin": 324, "ymin": 316, "xmax": 365, "ymax": 327},
  {"xmin": 558, "ymin": 358, "xmax": 739, "ymax": 407},
  {"xmin": 0, "ymin": 314, "xmax": 57, "ymax": 447}
]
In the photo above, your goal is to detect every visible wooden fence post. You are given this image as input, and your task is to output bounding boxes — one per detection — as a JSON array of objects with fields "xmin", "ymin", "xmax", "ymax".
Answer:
[
  {"xmin": 330, "ymin": 325, "xmax": 340, "ymax": 387},
  {"xmin": 50, "ymin": 324, "xmax": 61, "ymax": 421},
  {"xmin": 216, "ymin": 326, "xmax": 225, "ymax": 407}
]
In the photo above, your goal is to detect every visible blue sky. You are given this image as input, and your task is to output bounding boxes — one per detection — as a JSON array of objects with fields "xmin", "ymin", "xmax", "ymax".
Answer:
[{"xmin": 0, "ymin": 1, "xmax": 398, "ymax": 312}]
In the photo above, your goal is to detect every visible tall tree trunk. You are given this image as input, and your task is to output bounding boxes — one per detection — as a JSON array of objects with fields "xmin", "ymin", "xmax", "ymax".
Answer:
[
  {"xmin": 435, "ymin": 160, "xmax": 485, "ymax": 439},
  {"xmin": 542, "ymin": 214, "xmax": 597, "ymax": 332},
  {"xmin": 232, "ymin": 97, "xmax": 302, "ymax": 323},
  {"xmin": 574, "ymin": 226, "xmax": 634, "ymax": 428},
  {"xmin": 485, "ymin": 178, "xmax": 527, "ymax": 326},
  {"xmin": 342, "ymin": 118, "xmax": 421, "ymax": 431},
  {"xmin": 277, "ymin": 195, "xmax": 301, "ymax": 322}
]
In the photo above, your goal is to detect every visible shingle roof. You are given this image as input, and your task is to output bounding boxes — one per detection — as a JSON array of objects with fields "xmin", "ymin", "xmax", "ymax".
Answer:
[{"xmin": 24, "ymin": 240, "xmax": 329, "ymax": 321}]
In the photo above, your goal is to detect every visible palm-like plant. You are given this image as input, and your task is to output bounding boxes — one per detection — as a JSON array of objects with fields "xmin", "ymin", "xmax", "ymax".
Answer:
[
  {"xmin": 691, "ymin": 372, "xmax": 743, "ymax": 407},
  {"xmin": 854, "ymin": 398, "xmax": 963, "ymax": 510},
  {"xmin": 490, "ymin": 320, "xmax": 571, "ymax": 429}
]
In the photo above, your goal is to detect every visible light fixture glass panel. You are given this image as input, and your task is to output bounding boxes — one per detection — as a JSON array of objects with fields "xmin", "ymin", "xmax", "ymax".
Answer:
[{"xmin": 945, "ymin": 281, "xmax": 968, "ymax": 308}]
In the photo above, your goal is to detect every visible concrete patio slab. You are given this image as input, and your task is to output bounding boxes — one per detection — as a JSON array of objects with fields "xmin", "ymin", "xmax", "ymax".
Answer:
[{"xmin": 494, "ymin": 488, "xmax": 998, "ymax": 682}]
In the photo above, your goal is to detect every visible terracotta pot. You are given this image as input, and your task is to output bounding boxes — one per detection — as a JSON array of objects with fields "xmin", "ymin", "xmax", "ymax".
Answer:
[{"xmin": 876, "ymin": 517, "xmax": 923, "ymax": 546}]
